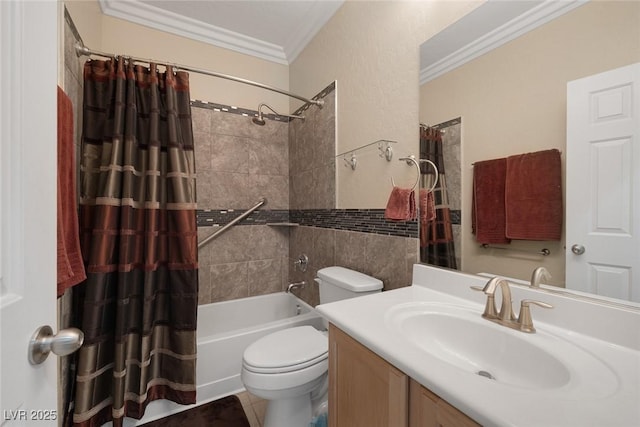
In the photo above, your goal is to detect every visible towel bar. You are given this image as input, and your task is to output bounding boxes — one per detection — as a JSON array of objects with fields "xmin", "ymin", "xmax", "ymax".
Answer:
[
  {"xmin": 198, "ymin": 198, "xmax": 266, "ymax": 249},
  {"xmin": 481, "ymin": 244, "xmax": 550, "ymax": 256}
]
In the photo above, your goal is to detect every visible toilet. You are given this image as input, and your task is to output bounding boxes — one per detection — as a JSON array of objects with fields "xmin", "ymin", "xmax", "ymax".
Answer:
[{"xmin": 241, "ymin": 266, "xmax": 383, "ymax": 427}]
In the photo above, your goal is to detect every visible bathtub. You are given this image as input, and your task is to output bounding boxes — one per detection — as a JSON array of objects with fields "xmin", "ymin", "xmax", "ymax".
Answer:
[{"xmin": 125, "ymin": 292, "xmax": 324, "ymax": 425}]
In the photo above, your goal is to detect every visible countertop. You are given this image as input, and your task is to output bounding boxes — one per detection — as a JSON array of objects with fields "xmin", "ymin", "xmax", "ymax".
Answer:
[{"xmin": 316, "ymin": 265, "xmax": 640, "ymax": 427}]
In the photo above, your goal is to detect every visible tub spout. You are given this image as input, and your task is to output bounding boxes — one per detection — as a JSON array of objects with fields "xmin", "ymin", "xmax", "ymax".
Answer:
[{"xmin": 286, "ymin": 281, "xmax": 305, "ymax": 293}]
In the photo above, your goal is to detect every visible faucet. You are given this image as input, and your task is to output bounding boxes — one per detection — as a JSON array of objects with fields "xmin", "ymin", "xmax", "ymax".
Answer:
[
  {"xmin": 472, "ymin": 277, "xmax": 553, "ymax": 333},
  {"xmin": 530, "ymin": 266, "xmax": 552, "ymax": 288},
  {"xmin": 480, "ymin": 277, "xmax": 515, "ymax": 321},
  {"xmin": 286, "ymin": 281, "xmax": 305, "ymax": 293}
]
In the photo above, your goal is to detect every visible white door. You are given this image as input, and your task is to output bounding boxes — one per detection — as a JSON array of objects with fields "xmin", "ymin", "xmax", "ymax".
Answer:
[
  {"xmin": 566, "ymin": 62, "xmax": 640, "ymax": 302},
  {"xmin": 1, "ymin": 1, "xmax": 59, "ymax": 424}
]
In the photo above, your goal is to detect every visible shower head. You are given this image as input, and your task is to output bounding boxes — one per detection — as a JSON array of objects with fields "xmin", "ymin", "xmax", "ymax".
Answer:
[
  {"xmin": 251, "ymin": 103, "xmax": 304, "ymax": 126},
  {"xmin": 252, "ymin": 112, "xmax": 266, "ymax": 126}
]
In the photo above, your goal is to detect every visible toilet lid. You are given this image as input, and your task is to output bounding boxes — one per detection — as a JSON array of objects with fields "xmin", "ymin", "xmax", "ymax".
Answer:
[{"xmin": 243, "ymin": 326, "xmax": 328, "ymax": 374}]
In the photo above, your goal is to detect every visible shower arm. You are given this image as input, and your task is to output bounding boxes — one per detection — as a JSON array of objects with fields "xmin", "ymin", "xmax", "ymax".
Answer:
[
  {"xmin": 258, "ymin": 103, "xmax": 305, "ymax": 121},
  {"xmin": 75, "ymin": 43, "xmax": 324, "ymax": 108},
  {"xmin": 197, "ymin": 198, "xmax": 266, "ymax": 250}
]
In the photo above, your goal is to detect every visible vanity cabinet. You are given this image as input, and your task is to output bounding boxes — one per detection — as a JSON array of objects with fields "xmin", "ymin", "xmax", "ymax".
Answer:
[
  {"xmin": 328, "ymin": 324, "xmax": 408, "ymax": 427},
  {"xmin": 409, "ymin": 379, "xmax": 480, "ymax": 427},
  {"xmin": 328, "ymin": 324, "xmax": 480, "ymax": 427}
]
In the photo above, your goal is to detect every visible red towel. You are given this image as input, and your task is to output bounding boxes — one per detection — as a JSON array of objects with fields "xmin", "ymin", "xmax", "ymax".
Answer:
[
  {"xmin": 419, "ymin": 188, "xmax": 436, "ymax": 222},
  {"xmin": 57, "ymin": 86, "xmax": 86, "ymax": 296},
  {"xmin": 384, "ymin": 187, "xmax": 416, "ymax": 220},
  {"xmin": 505, "ymin": 149, "xmax": 563, "ymax": 241},
  {"xmin": 472, "ymin": 158, "xmax": 510, "ymax": 244}
]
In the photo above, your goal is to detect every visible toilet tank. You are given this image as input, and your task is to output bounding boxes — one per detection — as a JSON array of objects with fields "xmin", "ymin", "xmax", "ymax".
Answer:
[{"xmin": 316, "ymin": 266, "xmax": 383, "ymax": 304}]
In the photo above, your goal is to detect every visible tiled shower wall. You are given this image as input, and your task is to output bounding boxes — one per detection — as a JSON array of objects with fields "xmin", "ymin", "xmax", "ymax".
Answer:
[
  {"xmin": 194, "ymin": 106, "xmax": 292, "ymax": 303},
  {"xmin": 441, "ymin": 121, "xmax": 462, "ymax": 268},
  {"xmin": 195, "ymin": 85, "xmax": 418, "ymax": 308}
]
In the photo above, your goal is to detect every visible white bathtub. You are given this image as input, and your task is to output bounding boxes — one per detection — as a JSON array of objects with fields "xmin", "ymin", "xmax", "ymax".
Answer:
[{"xmin": 125, "ymin": 292, "xmax": 324, "ymax": 425}]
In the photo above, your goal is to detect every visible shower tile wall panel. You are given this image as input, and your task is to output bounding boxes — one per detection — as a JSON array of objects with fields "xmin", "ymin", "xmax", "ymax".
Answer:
[
  {"xmin": 442, "ymin": 122, "xmax": 462, "ymax": 267},
  {"xmin": 193, "ymin": 107, "xmax": 290, "ymax": 210},
  {"xmin": 194, "ymin": 105, "xmax": 290, "ymax": 304},
  {"xmin": 289, "ymin": 90, "xmax": 336, "ymax": 210}
]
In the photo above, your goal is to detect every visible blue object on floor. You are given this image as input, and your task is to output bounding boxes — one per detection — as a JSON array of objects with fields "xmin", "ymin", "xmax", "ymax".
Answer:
[{"xmin": 309, "ymin": 412, "xmax": 328, "ymax": 427}]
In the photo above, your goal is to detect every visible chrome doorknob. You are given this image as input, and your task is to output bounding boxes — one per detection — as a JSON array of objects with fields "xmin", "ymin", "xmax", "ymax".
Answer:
[
  {"xmin": 571, "ymin": 244, "xmax": 586, "ymax": 255},
  {"xmin": 28, "ymin": 325, "xmax": 84, "ymax": 365}
]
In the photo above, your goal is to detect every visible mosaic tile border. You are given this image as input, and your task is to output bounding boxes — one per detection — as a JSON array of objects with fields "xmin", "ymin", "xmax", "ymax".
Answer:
[
  {"xmin": 450, "ymin": 210, "xmax": 461, "ymax": 225},
  {"xmin": 197, "ymin": 209, "xmax": 289, "ymax": 227},
  {"xmin": 291, "ymin": 209, "xmax": 418, "ymax": 238},
  {"xmin": 293, "ymin": 81, "xmax": 336, "ymax": 116},
  {"xmin": 197, "ymin": 208, "xmax": 418, "ymax": 239},
  {"xmin": 190, "ymin": 81, "xmax": 336, "ymax": 123},
  {"xmin": 189, "ymin": 100, "xmax": 293, "ymax": 123},
  {"xmin": 64, "ymin": 7, "xmax": 83, "ymax": 45}
]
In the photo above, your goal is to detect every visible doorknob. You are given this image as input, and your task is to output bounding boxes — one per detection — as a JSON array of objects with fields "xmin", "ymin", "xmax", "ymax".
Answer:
[
  {"xmin": 571, "ymin": 244, "xmax": 586, "ymax": 255},
  {"xmin": 28, "ymin": 325, "xmax": 84, "ymax": 365}
]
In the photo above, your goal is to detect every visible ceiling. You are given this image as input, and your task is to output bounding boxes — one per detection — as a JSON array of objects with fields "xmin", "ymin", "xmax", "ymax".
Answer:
[
  {"xmin": 98, "ymin": 0, "xmax": 344, "ymax": 65},
  {"xmin": 99, "ymin": 0, "xmax": 586, "ymax": 80}
]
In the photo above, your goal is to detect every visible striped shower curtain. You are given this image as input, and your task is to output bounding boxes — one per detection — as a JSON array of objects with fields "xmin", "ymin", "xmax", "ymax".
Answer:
[
  {"xmin": 419, "ymin": 126, "xmax": 457, "ymax": 269},
  {"xmin": 69, "ymin": 58, "xmax": 199, "ymax": 427}
]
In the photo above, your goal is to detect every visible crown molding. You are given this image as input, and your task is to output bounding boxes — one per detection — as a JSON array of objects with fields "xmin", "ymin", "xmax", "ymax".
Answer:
[
  {"xmin": 419, "ymin": 0, "xmax": 588, "ymax": 86},
  {"xmin": 99, "ymin": 0, "xmax": 289, "ymax": 65},
  {"xmin": 283, "ymin": 1, "xmax": 344, "ymax": 63}
]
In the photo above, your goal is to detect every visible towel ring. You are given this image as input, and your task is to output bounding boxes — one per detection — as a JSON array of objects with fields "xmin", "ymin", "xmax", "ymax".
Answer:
[
  {"xmin": 391, "ymin": 156, "xmax": 420, "ymax": 190},
  {"xmin": 419, "ymin": 159, "xmax": 439, "ymax": 193},
  {"xmin": 390, "ymin": 156, "xmax": 439, "ymax": 192}
]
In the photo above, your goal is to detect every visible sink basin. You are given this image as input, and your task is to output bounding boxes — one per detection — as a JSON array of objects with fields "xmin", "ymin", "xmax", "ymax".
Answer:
[{"xmin": 385, "ymin": 302, "xmax": 616, "ymax": 394}]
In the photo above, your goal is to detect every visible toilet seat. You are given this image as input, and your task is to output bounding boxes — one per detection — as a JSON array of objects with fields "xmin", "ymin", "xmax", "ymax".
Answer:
[{"xmin": 243, "ymin": 326, "xmax": 328, "ymax": 374}]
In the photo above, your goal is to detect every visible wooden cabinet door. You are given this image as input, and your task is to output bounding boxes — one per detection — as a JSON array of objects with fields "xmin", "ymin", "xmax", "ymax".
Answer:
[
  {"xmin": 329, "ymin": 324, "xmax": 408, "ymax": 427},
  {"xmin": 409, "ymin": 380, "xmax": 481, "ymax": 427}
]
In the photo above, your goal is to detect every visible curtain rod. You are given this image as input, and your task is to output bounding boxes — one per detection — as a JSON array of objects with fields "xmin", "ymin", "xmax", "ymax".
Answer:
[{"xmin": 75, "ymin": 43, "xmax": 324, "ymax": 108}]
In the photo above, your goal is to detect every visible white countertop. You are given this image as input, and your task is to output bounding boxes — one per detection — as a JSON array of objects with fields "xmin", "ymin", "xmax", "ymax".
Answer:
[{"xmin": 316, "ymin": 265, "xmax": 640, "ymax": 427}]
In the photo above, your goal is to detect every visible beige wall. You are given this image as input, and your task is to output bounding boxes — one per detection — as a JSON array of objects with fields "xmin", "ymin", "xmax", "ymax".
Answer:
[
  {"xmin": 290, "ymin": 0, "xmax": 481, "ymax": 208},
  {"xmin": 65, "ymin": 0, "xmax": 484, "ymax": 208},
  {"xmin": 64, "ymin": 0, "xmax": 291, "ymax": 112},
  {"xmin": 419, "ymin": 1, "xmax": 640, "ymax": 284}
]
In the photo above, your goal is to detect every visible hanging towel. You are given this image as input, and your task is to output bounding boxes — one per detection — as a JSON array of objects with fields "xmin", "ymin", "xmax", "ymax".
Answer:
[
  {"xmin": 419, "ymin": 188, "xmax": 436, "ymax": 222},
  {"xmin": 505, "ymin": 149, "xmax": 563, "ymax": 241},
  {"xmin": 57, "ymin": 86, "xmax": 86, "ymax": 296},
  {"xmin": 384, "ymin": 186, "xmax": 416, "ymax": 220},
  {"xmin": 472, "ymin": 158, "xmax": 511, "ymax": 244}
]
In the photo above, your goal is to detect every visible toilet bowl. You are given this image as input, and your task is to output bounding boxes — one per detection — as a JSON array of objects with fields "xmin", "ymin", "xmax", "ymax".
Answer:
[
  {"xmin": 241, "ymin": 326, "xmax": 328, "ymax": 427},
  {"xmin": 241, "ymin": 267, "xmax": 383, "ymax": 427}
]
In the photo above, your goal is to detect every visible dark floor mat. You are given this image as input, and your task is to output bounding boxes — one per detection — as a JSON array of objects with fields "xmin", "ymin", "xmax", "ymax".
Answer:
[{"xmin": 139, "ymin": 395, "xmax": 250, "ymax": 427}]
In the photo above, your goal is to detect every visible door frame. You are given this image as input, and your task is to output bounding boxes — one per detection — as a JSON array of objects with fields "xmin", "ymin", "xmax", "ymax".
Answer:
[{"xmin": 0, "ymin": 0, "xmax": 59, "ymax": 421}]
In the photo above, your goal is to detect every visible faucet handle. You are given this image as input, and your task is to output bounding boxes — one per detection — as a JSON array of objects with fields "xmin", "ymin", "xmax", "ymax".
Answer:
[{"xmin": 517, "ymin": 299, "xmax": 553, "ymax": 333}]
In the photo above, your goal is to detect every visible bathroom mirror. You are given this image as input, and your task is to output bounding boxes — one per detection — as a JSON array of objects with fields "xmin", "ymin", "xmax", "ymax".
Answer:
[{"xmin": 418, "ymin": 1, "xmax": 640, "ymax": 304}]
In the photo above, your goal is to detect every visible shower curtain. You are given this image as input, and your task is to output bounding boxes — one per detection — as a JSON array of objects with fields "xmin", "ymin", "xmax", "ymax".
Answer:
[
  {"xmin": 69, "ymin": 58, "xmax": 199, "ymax": 427},
  {"xmin": 419, "ymin": 126, "xmax": 457, "ymax": 269}
]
